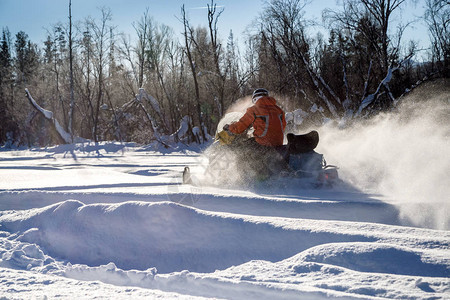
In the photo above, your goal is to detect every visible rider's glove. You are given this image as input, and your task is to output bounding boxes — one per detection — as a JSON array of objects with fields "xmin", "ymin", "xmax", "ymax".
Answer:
[{"xmin": 223, "ymin": 124, "xmax": 232, "ymax": 134}]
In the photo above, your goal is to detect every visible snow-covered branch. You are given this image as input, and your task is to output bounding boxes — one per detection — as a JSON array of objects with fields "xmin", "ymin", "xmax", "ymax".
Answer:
[
  {"xmin": 298, "ymin": 52, "xmax": 339, "ymax": 117},
  {"xmin": 136, "ymin": 88, "xmax": 168, "ymax": 133},
  {"xmin": 134, "ymin": 90, "xmax": 171, "ymax": 148},
  {"xmin": 356, "ymin": 67, "xmax": 397, "ymax": 116},
  {"xmin": 25, "ymin": 89, "xmax": 73, "ymax": 144},
  {"xmin": 356, "ymin": 53, "xmax": 415, "ymax": 116}
]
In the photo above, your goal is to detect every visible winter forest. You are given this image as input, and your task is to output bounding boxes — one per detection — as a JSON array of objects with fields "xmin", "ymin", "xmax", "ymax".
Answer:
[{"xmin": 0, "ymin": 0, "xmax": 449, "ymax": 147}]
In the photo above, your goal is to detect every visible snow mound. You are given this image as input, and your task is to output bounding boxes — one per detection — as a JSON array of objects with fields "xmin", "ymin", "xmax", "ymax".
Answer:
[
  {"xmin": 0, "ymin": 200, "xmax": 376, "ymax": 274},
  {"xmin": 0, "ymin": 239, "xmax": 48, "ymax": 270},
  {"xmin": 65, "ymin": 262, "xmax": 157, "ymax": 287},
  {"xmin": 297, "ymin": 242, "xmax": 449, "ymax": 277}
]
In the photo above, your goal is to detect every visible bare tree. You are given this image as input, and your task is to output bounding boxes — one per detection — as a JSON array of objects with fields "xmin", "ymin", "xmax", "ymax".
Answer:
[
  {"xmin": 257, "ymin": 0, "xmax": 343, "ymax": 117},
  {"xmin": 360, "ymin": 0, "xmax": 406, "ymax": 71},
  {"xmin": 207, "ymin": 0, "xmax": 226, "ymax": 117},
  {"xmin": 324, "ymin": 0, "xmax": 415, "ymax": 114},
  {"xmin": 325, "ymin": 0, "xmax": 409, "ymax": 73},
  {"xmin": 68, "ymin": 0, "xmax": 75, "ymax": 139},
  {"xmin": 88, "ymin": 8, "xmax": 113, "ymax": 142},
  {"xmin": 133, "ymin": 9, "xmax": 151, "ymax": 89},
  {"xmin": 425, "ymin": 0, "xmax": 450, "ymax": 77},
  {"xmin": 181, "ymin": 5, "xmax": 205, "ymax": 142},
  {"xmin": 77, "ymin": 24, "xmax": 95, "ymax": 138}
]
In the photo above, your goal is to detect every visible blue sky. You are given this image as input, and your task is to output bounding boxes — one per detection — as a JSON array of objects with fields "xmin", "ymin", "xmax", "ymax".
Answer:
[
  {"xmin": 1, "ymin": 0, "xmax": 263, "ymax": 43},
  {"xmin": 0, "ymin": 0, "xmax": 430, "ymax": 54}
]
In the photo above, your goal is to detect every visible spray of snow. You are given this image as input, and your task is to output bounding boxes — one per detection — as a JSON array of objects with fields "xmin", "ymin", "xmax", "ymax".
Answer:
[
  {"xmin": 190, "ymin": 111, "xmax": 251, "ymax": 187},
  {"xmin": 190, "ymin": 85, "xmax": 449, "ymax": 229},
  {"xmin": 225, "ymin": 96, "xmax": 253, "ymax": 114},
  {"xmin": 185, "ymin": 96, "xmax": 255, "ymax": 187},
  {"xmin": 318, "ymin": 91, "xmax": 449, "ymax": 230}
]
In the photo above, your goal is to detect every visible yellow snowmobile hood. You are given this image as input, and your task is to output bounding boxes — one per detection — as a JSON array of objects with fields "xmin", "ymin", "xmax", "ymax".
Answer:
[{"xmin": 216, "ymin": 130, "xmax": 235, "ymax": 145}]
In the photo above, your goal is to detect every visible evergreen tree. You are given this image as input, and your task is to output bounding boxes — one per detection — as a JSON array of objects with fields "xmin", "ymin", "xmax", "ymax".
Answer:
[
  {"xmin": 14, "ymin": 31, "xmax": 39, "ymax": 85},
  {"xmin": 0, "ymin": 28, "xmax": 16, "ymax": 145}
]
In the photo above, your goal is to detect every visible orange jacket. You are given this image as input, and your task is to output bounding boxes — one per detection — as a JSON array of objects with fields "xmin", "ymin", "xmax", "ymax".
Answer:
[{"xmin": 229, "ymin": 96, "xmax": 286, "ymax": 146}]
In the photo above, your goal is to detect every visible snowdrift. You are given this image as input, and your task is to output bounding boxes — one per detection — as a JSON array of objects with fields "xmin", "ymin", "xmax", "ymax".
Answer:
[
  {"xmin": 0, "ymin": 200, "xmax": 379, "ymax": 273},
  {"xmin": 0, "ymin": 196, "xmax": 449, "ymax": 299}
]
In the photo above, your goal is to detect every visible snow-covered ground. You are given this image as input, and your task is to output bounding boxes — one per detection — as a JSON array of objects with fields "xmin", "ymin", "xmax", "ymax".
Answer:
[{"xmin": 0, "ymin": 137, "xmax": 449, "ymax": 299}]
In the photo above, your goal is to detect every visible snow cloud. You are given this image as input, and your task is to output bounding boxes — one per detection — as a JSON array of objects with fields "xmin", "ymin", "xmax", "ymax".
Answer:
[
  {"xmin": 225, "ymin": 96, "xmax": 253, "ymax": 114},
  {"xmin": 318, "ymin": 88, "xmax": 450, "ymax": 229}
]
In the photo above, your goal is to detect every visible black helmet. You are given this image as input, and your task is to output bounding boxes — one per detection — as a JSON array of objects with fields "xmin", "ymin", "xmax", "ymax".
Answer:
[{"xmin": 252, "ymin": 88, "xmax": 269, "ymax": 103}]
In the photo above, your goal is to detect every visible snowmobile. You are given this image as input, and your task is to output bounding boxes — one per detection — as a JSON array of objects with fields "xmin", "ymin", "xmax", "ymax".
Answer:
[{"xmin": 183, "ymin": 112, "xmax": 339, "ymax": 188}]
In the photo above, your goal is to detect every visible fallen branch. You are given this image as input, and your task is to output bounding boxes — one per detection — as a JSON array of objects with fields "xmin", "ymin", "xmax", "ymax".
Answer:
[
  {"xmin": 136, "ymin": 88, "xmax": 169, "ymax": 133},
  {"xmin": 25, "ymin": 88, "xmax": 73, "ymax": 144}
]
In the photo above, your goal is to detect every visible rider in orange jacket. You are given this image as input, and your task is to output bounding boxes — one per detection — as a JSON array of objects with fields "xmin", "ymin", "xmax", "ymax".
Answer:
[{"xmin": 224, "ymin": 88, "xmax": 286, "ymax": 147}]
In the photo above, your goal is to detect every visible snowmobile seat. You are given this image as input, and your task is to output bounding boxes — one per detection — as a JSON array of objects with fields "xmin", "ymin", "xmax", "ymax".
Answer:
[{"xmin": 287, "ymin": 131, "xmax": 319, "ymax": 154}]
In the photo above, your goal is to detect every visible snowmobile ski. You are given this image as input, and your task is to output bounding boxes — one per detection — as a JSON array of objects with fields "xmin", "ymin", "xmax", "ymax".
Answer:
[{"xmin": 183, "ymin": 166, "xmax": 193, "ymax": 184}]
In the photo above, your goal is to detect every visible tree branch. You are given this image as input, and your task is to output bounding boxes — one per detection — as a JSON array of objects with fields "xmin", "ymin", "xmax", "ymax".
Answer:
[{"xmin": 25, "ymin": 89, "xmax": 73, "ymax": 144}]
